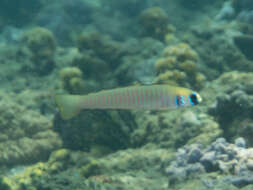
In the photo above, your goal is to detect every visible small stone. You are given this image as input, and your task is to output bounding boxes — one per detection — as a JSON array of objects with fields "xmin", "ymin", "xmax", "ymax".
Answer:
[
  {"xmin": 200, "ymin": 151, "xmax": 216, "ymax": 172},
  {"xmin": 185, "ymin": 163, "xmax": 205, "ymax": 175},
  {"xmin": 215, "ymin": 138, "xmax": 227, "ymax": 145},
  {"xmin": 225, "ymin": 175, "xmax": 253, "ymax": 188},
  {"xmin": 187, "ymin": 148, "xmax": 203, "ymax": 163},
  {"xmin": 216, "ymin": 154, "xmax": 228, "ymax": 161},
  {"xmin": 168, "ymin": 167, "xmax": 186, "ymax": 186},
  {"xmin": 214, "ymin": 143, "xmax": 226, "ymax": 154},
  {"xmin": 235, "ymin": 137, "xmax": 246, "ymax": 148},
  {"xmin": 247, "ymin": 160, "xmax": 253, "ymax": 171}
]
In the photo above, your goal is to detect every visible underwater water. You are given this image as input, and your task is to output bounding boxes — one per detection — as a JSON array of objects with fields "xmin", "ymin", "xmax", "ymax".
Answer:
[{"xmin": 1, "ymin": 0, "xmax": 253, "ymax": 189}]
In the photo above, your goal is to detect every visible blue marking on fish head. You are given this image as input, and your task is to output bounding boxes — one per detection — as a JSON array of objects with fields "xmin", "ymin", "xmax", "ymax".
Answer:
[{"xmin": 176, "ymin": 95, "xmax": 186, "ymax": 107}]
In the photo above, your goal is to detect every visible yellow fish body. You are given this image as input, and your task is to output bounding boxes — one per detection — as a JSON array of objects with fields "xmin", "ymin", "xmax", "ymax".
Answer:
[{"xmin": 55, "ymin": 85, "xmax": 202, "ymax": 120}]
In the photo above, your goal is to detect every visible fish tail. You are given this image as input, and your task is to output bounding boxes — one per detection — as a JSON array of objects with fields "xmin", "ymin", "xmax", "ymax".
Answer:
[{"xmin": 54, "ymin": 94, "xmax": 83, "ymax": 120}]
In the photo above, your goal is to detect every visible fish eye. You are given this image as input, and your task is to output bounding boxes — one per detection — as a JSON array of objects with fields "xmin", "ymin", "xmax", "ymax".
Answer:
[{"xmin": 189, "ymin": 92, "xmax": 199, "ymax": 105}]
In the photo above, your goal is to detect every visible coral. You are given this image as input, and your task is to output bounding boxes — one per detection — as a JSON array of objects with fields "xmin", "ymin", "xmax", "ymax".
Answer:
[
  {"xmin": 162, "ymin": 43, "xmax": 198, "ymax": 62},
  {"xmin": 115, "ymin": 37, "xmax": 164, "ymax": 86},
  {"xmin": 131, "ymin": 110, "xmax": 221, "ymax": 149},
  {"xmin": 208, "ymin": 78, "xmax": 253, "ymax": 145},
  {"xmin": 34, "ymin": 0, "xmax": 95, "ymax": 45},
  {"xmin": 5, "ymin": 139, "xmax": 253, "ymax": 190},
  {"xmin": 71, "ymin": 52, "xmax": 109, "ymax": 79},
  {"xmin": 48, "ymin": 149, "xmax": 70, "ymax": 163},
  {"xmin": 139, "ymin": 7, "xmax": 170, "ymax": 40},
  {"xmin": 59, "ymin": 67, "xmax": 85, "ymax": 94},
  {"xmin": 154, "ymin": 43, "xmax": 205, "ymax": 89},
  {"xmin": 0, "ymin": 92, "xmax": 62, "ymax": 166},
  {"xmin": 21, "ymin": 27, "xmax": 56, "ymax": 75},
  {"xmin": 3, "ymin": 148, "xmax": 173, "ymax": 190},
  {"xmin": 80, "ymin": 160, "xmax": 100, "ymax": 178},
  {"xmin": 77, "ymin": 32, "xmax": 124, "ymax": 66},
  {"xmin": 166, "ymin": 138, "xmax": 253, "ymax": 188},
  {"xmin": 53, "ymin": 110, "xmax": 135, "ymax": 152},
  {"xmin": 22, "ymin": 27, "xmax": 56, "ymax": 58},
  {"xmin": 185, "ymin": 26, "xmax": 253, "ymax": 79},
  {"xmin": 0, "ymin": 177, "xmax": 11, "ymax": 190},
  {"xmin": 215, "ymin": 2, "xmax": 235, "ymax": 20},
  {"xmin": 238, "ymin": 10, "xmax": 253, "ymax": 25}
]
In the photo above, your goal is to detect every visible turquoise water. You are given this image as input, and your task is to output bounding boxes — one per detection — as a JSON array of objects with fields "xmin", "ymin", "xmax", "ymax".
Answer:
[{"xmin": 0, "ymin": 0, "xmax": 253, "ymax": 189}]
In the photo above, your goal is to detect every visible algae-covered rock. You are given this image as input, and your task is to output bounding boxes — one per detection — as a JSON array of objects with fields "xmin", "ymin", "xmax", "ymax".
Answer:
[
  {"xmin": 186, "ymin": 27, "xmax": 253, "ymax": 79},
  {"xmin": 5, "ymin": 147, "xmax": 173, "ymax": 190},
  {"xmin": 53, "ymin": 110, "xmax": 136, "ymax": 152},
  {"xmin": 208, "ymin": 72, "xmax": 253, "ymax": 146},
  {"xmin": 131, "ymin": 109, "xmax": 221, "ymax": 150},
  {"xmin": 0, "ymin": 92, "xmax": 62, "ymax": 166},
  {"xmin": 71, "ymin": 52, "xmax": 110, "ymax": 80}
]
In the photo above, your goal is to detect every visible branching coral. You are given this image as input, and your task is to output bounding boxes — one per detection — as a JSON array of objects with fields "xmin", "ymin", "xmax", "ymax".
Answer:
[
  {"xmin": 0, "ymin": 93, "xmax": 62, "ymax": 166},
  {"xmin": 59, "ymin": 67, "xmax": 85, "ymax": 94},
  {"xmin": 155, "ymin": 43, "xmax": 205, "ymax": 89}
]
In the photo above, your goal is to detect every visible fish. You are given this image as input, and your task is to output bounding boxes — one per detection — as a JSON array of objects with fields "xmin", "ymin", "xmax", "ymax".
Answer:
[{"xmin": 54, "ymin": 85, "xmax": 202, "ymax": 120}]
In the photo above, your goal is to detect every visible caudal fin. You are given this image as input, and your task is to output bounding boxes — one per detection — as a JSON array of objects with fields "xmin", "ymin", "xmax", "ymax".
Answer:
[{"xmin": 54, "ymin": 94, "xmax": 83, "ymax": 120}]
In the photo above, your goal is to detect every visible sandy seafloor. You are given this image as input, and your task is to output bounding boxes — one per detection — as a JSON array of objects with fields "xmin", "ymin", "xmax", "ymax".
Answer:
[{"xmin": 1, "ymin": 0, "xmax": 253, "ymax": 189}]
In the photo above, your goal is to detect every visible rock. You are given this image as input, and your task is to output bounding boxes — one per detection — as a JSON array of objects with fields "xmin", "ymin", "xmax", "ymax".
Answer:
[
  {"xmin": 200, "ymin": 151, "xmax": 216, "ymax": 172},
  {"xmin": 224, "ymin": 175, "xmax": 253, "ymax": 188},
  {"xmin": 187, "ymin": 147, "xmax": 203, "ymax": 163},
  {"xmin": 185, "ymin": 163, "xmax": 205, "ymax": 175},
  {"xmin": 216, "ymin": 2, "xmax": 235, "ymax": 20},
  {"xmin": 235, "ymin": 137, "xmax": 246, "ymax": 148},
  {"xmin": 246, "ymin": 160, "xmax": 253, "ymax": 171}
]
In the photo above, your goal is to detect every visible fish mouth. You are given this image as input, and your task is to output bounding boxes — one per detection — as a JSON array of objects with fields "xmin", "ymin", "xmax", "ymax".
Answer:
[{"xmin": 196, "ymin": 93, "xmax": 202, "ymax": 103}]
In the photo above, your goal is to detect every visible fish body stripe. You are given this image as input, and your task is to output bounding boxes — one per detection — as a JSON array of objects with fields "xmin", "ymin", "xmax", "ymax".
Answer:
[{"xmin": 81, "ymin": 85, "xmax": 196, "ymax": 109}]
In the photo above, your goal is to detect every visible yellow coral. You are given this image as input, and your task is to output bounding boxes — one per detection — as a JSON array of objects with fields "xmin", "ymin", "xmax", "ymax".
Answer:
[
  {"xmin": 155, "ymin": 42, "xmax": 205, "ymax": 89},
  {"xmin": 163, "ymin": 43, "xmax": 198, "ymax": 62},
  {"xmin": 5, "ymin": 162, "xmax": 48, "ymax": 189},
  {"xmin": 80, "ymin": 160, "xmax": 100, "ymax": 178},
  {"xmin": 179, "ymin": 60, "xmax": 197, "ymax": 75},
  {"xmin": 59, "ymin": 67, "xmax": 85, "ymax": 94},
  {"xmin": 164, "ymin": 33, "xmax": 178, "ymax": 45},
  {"xmin": 49, "ymin": 149, "xmax": 70, "ymax": 162},
  {"xmin": 155, "ymin": 70, "xmax": 186, "ymax": 86},
  {"xmin": 1, "ymin": 177, "xmax": 13, "ymax": 190},
  {"xmin": 155, "ymin": 57, "xmax": 177, "ymax": 72}
]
